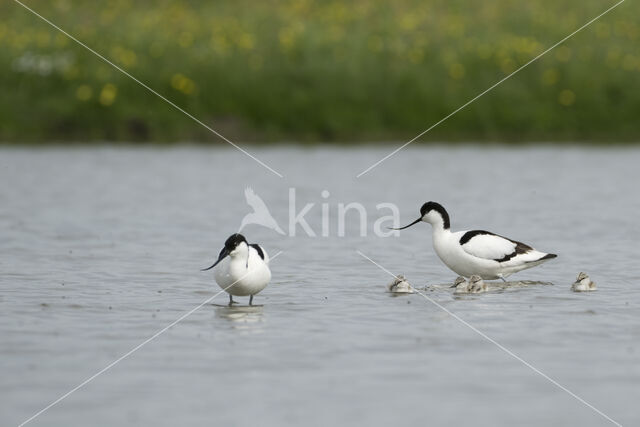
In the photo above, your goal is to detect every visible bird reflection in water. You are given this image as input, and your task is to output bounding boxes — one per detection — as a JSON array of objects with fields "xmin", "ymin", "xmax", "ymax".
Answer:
[{"xmin": 213, "ymin": 304, "xmax": 265, "ymax": 330}]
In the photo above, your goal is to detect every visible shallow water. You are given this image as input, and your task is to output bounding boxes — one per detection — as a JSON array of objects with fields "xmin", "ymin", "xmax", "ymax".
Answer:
[{"xmin": 1, "ymin": 146, "xmax": 639, "ymax": 427}]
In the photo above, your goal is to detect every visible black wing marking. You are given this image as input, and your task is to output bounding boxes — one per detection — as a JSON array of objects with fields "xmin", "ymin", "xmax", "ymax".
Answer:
[
  {"xmin": 459, "ymin": 230, "xmax": 494, "ymax": 245},
  {"xmin": 250, "ymin": 244, "xmax": 265, "ymax": 260},
  {"xmin": 494, "ymin": 240, "xmax": 533, "ymax": 262},
  {"xmin": 459, "ymin": 230, "xmax": 533, "ymax": 262}
]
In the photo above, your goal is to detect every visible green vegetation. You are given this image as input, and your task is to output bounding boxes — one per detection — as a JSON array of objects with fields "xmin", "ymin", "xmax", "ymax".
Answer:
[{"xmin": 1, "ymin": 0, "xmax": 639, "ymax": 143}]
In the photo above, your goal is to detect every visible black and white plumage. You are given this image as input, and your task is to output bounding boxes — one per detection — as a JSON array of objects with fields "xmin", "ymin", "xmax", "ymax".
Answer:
[
  {"xmin": 202, "ymin": 233, "xmax": 271, "ymax": 306},
  {"xmin": 394, "ymin": 202, "xmax": 557, "ymax": 280}
]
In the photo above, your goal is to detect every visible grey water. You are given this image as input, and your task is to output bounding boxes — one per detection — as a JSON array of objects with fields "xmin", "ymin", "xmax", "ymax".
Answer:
[{"xmin": 1, "ymin": 146, "xmax": 639, "ymax": 427}]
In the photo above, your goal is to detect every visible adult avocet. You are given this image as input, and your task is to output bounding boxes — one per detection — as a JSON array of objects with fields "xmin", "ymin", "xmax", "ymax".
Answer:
[
  {"xmin": 202, "ymin": 233, "xmax": 271, "ymax": 305},
  {"xmin": 393, "ymin": 202, "xmax": 557, "ymax": 281}
]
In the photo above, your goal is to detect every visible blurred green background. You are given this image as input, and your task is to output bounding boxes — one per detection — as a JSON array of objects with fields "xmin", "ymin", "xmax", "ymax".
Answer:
[{"xmin": 1, "ymin": 0, "xmax": 638, "ymax": 143}]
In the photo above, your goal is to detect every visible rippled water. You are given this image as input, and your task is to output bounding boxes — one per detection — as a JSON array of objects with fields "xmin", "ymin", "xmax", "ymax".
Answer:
[{"xmin": 1, "ymin": 146, "xmax": 639, "ymax": 426}]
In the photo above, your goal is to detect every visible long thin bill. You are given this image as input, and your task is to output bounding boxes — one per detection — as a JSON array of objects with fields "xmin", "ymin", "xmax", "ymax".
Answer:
[
  {"xmin": 201, "ymin": 260, "xmax": 221, "ymax": 271},
  {"xmin": 389, "ymin": 217, "xmax": 422, "ymax": 230},
  {"xmin": 201, "ymin": 249, "xmax": 229, "ymax": 271}
]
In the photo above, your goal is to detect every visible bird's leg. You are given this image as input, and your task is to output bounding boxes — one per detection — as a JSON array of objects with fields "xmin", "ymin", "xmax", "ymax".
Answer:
[
  {"xmin": 228, "ymin": 294, "xmax": 237, "ymax": 306},
  {"xmin": 499, "ymin": 275, "xmax": 507, "ymax": 283},
  {"xmin": 249, "ymin": 295, "xmax": 254, "ymax": 306}
]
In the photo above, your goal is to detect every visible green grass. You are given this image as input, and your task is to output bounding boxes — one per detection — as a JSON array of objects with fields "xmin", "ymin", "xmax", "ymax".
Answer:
[{"xmin": 1, "ymin": 0, "xmax": 639, "ymax": 143}]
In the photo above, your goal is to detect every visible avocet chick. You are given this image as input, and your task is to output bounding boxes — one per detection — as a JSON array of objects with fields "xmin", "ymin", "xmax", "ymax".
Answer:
[
  {"xmin": 388, "ymin": 275, "xmax": 414, "ymax": 293},
  {"xmin": 468, "ymin": 275, "xmax": 488, "ymax": 293},
  {"xmin": 571, "ymin": 272, "xmax": 596, "ymax": 292},
  {"xmin": 453, "ymin": 276, "xmax": 470, "ymax": 294},
  {"xmin": 451, "ymin": 276, "xmax": 467, "ymax": 288}
]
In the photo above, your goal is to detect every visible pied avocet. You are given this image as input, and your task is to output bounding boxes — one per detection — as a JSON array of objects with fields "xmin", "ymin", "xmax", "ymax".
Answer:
[
  {"xmin": 202, "ymin": 233, "xmax": 271, "ymax": 305},
  {"xmin": 393, "ymin": 202, "xmax": 557, "ymax": 281}
]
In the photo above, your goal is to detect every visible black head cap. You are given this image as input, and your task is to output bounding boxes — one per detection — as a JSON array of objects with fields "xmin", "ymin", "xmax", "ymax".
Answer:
[
  {"xmin": 201, "ymin": 233, "xmax": 248, "ymax": 272},
  {"xmin": 420, "ymin": 201, "xmax": 450, "ymax": 229},
  {"xmin": 224, "ymin": 233, "xmax": 247, "ymax": 251}
]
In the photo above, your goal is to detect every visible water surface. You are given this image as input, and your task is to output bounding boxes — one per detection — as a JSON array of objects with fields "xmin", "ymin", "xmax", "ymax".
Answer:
[{"xmin": 1, "ymin": 146, "xmax": 638, "ymax": 426}]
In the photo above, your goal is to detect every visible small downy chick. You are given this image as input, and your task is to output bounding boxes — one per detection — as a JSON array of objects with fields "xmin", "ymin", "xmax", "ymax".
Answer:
[
  {"xmin": 388, "ymin": 275, "xmax": 414, "ymax": 293},
  {"xmin": 452, "ymin": 276, "xmax": 469, "ymax": 294},
  {"xmin": 468, "ymin": 275, "xmax": 488, "ymax": 293},
  {"xmin": 451, "ymin": 276, "xmax": 467, "ymax": 288},
  {"xmin": 571, "ymin": 272, "xmax": 596, "ymax": 292}
]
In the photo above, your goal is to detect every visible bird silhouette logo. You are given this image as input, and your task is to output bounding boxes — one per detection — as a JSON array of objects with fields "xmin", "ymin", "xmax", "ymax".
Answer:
[{"xmin": 239, "ymin": 187, "xmax": 285, "ymax": 235}]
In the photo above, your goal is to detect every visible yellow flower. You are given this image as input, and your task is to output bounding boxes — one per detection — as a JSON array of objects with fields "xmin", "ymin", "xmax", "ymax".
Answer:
[
  {"xmin": 54, "ymin": 0, "xmax": 71, "ymax": 12},
  {"xmin": 211, "ymin": 32, "xmax": 230, "ymax": 56},
  {"xmin": 541, "ymin": 69, "xmax": 559, "ymax": 86},
  {"xmin": 171, "ymin": 73, "xmax": 196, "ymax": 95},
  {"xmin": 500, "ymin": 57, "xmax": 515, "ymax": 74},
  {"xmin": 367, "ymin": 36, "xmax": 383, "ymax": 53},
  {"xmin": 63, "ymin": 65, "xmax": 80, "ymax": 80},
  {"xmin": 36, "ymin": 31, "xmax": 50, "ymax": 48},
  {"xmin": 55, "ymin": 33, "xmax": 69, "ymax": 47},
  {"xmin": 558, "ymin": 89, "xmax": 575, "ymax": 106},
  {"xmin": 237, "ymin": 33, "xmax": 255, "ymax": 51},
  {"xmin": 606, "ymin": 48, "xmax": 621, "ymax": 68},
  {"xmin": 99, "ymin": 84, "xmax": 117, "ymax": 106},
  {"xmin": 249, "ymin": 54, "xmax": 263, "ymax": 70},
  {"xmin": 622, "ymin": 54, "xmax": 638, "ymax": 71},
  {"xmin": 399, "ymin": 14, "xmax": 418, "ymax": 31},
  {"xmin": 76, "ymin": 85, "xmax": 92, "ymax": 101},
  {"xmin": 111, "ymin": 46, "xmax": 137, "ymax": 67},
  {"xmin": 448, "ymin": 63, "xmax": 465, "ymax": 79},
  {"xmin": 12, "ymin": 33, "xmax": 30, "ymax": 50},
  {"xmin": 595, "ymin": 23, "xmax": 610, "ymax": 39},
  {"xmin": 445, "ymin": 17, "xmax": 465, "ymax": 38},
  {"xmin": 178, "ymin": 32, "xmax": 193, "ymax": 48},
  {"xmin": 408, "ymin": 48, "xmax": 424, "ymax": 64},
  {"xmin": 279, "ymin": 27, "xmax": 296, "ymax": 50},
  {"xmin": 476, "ymin": 43, "xmax": 492, "ymax": 60},
  {"xmin": 149, "ymin": 41, "xmax": 164, "ymax": 58},
  {"xmin": 555, "ymin": 46, "xmax": 571, "ymax": 62},
  {"xmin": 327, "ymin": 26, "xmax": 345, "ymax": 42}
]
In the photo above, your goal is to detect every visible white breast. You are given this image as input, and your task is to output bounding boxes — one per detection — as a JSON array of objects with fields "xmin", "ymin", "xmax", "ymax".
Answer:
[{"xmin": 214, "ymin": 246, "xmax": 271, "ymax": 296}]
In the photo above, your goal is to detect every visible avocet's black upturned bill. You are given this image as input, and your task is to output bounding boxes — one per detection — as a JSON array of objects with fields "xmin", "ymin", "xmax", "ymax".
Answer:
[
  {"xmin": 393, "ymin": 202, "xmax": 557, "ymax": 280},
  {"xmin": 202, "ymin": 233, "xmax": 271, "ymax": 306}
]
